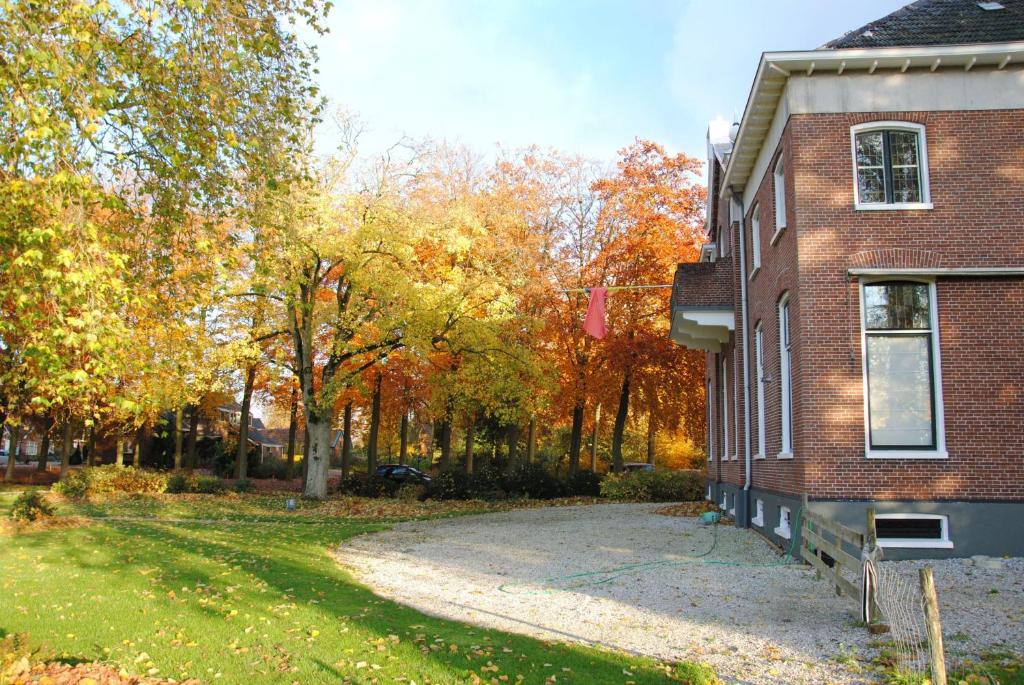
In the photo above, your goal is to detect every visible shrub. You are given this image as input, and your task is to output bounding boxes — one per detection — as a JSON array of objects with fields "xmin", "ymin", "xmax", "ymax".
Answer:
[
  {"xmin": 426, "ymin": 469, "xmax": 470, "ymax": 500},
  {"xmin": 166, "ymin": 474, "xmax": 189, "ymax": 494},
  {"xmin": 468, "ymin": 464, "xmax": 505, "ymax": 497},
  {"xmin": 251, "ymin": 459, "xmax": 291, "ymax": 480},
  {"xmin": 192, "ymin": 476, "xmax": 226, "ymax": 494},
  {"xmin": 53, "ymin": 466, "xmax": 168, "ymax": 499},
  {"xmin": 600, "ymin": 470, "xmax": 704, "ymax": 502},
  {"xmin": 10, "ymin": 491, "xmax": 54, "ymax": 521},
  {"xmin": 396, "ymin": 483, "xmax": 428, "ymax": 502},
  {"xmin": 562, "ymin": 469, "xmax": 602, "ymax": 497},
  {"xmin": 504, "ymin": 463, "xmax": 562, "ymax": 499},
  {"xmin": 232, "ymin": 478, "xmax": 253, "ymax": 493}
]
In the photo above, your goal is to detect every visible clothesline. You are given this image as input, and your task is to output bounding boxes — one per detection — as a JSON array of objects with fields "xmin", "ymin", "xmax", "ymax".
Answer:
[{"xmin": 560, "ymin": 284, "xmax": 673, "ymax": 294}]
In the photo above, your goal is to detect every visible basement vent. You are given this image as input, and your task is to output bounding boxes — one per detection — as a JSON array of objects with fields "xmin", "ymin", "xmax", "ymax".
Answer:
[
  {"xmin": 875, "ymin": 514, "xmax": 953, "ymax": 549},
  {"xmin": 977, "ymin": 1, "xmax": 1005, "ymax": 9}
]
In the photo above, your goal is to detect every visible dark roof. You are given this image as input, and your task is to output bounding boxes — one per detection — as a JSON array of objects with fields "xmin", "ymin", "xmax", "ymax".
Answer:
[{"xmin": 824, "ymin": 0, "xmax": 1024, "ymax": 49}]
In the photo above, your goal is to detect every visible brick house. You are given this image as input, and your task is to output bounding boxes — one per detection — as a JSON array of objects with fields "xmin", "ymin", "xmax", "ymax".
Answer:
[{"xmin": 670, "ymin": 0, "xmax": 1024, "ymax": 558}]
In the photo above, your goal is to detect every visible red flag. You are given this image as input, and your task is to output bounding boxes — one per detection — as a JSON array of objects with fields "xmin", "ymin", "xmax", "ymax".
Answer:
[{"xmin": 582, "ymin": 287, "xmax": 608, "ymax": 339}]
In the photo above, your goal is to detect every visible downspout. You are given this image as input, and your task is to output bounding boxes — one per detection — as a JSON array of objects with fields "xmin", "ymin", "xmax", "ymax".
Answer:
[{"xmin": 731, "ymin": 189, "xmax": 753, "ymax": 528}]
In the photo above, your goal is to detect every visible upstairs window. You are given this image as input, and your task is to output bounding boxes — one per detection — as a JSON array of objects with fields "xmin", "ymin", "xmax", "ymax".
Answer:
[
  {"xmin": 852, "ymin": 123, "xmax": 930, "ymax": 208},
  {"xmin": 773, "ymin": 156, "xmax": 786, "ymax": 229},
  {"xmin": 750, "ymin": 204, "xmax": 761, "ymax": 274}
]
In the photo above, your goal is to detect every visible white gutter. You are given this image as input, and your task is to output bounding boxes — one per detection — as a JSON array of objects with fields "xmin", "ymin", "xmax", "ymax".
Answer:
[{"xmin": 732, "ymin": 191, "xmax": 753, "ymax": 528}]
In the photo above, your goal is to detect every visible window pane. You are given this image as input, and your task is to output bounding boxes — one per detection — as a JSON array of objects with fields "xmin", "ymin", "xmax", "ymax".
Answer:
[
  {"xmin": 867, "ymin": 335, "xmax": 934, "ymax": 448},
  {"xmin": 855, "ymin": 132, "xmax": 884, "ymax": 167},
  {"xmin": 857, "ymin": 168, "xmax": 886, "ymax": 204},
  {"xmin": 888, "ymin": 131, "xmax": 919, "ymax": 167},
  {"xmin": 876, "ymin": 518, "xmax": 942, "ymax": 540},
  {"xmin": 864, "ymin": 283, "xmax": 930, "ymax": 330},
  {"xmin": 892, "ymin": 166, "xmax": 921, "ymax": 203}
]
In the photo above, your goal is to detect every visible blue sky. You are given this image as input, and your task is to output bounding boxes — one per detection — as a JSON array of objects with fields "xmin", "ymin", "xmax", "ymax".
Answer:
[{"xmin": 312, "ymin": 0, "xmax": 907, "ymax": 167}]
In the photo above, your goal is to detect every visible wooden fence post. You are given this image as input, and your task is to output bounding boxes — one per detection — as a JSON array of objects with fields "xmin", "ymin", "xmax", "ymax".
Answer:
[
  {"xmin": 919, "ymin": 566, "xmax": 947, "ymax": 685},
  {"xmin": 865, "ymin": 507, "xmax": 882, "ymax": 623}
]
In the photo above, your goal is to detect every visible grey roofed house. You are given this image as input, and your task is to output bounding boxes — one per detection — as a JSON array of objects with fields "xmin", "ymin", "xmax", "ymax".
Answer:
[{"xmin": 823, "ymin": 0, "xmax": 1024, "ymax": 48}]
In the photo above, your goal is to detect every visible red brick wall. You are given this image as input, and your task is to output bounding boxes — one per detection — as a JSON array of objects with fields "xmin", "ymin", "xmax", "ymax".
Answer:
[{"xmin": 789, "ymin": 109, "xmax": 1024, "ymax": 501}]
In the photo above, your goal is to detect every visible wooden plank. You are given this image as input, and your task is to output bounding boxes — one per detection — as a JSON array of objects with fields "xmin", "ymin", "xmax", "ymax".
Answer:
[
  {"xmin": 920, "ymin": 567, "xmax": 947, "ymax": 685},
  {"xmin": 803, "ymin": 526, "xmax": 861, "ymax": 571},
  {"xmin": 802, "ymin": 535, "xmax": 861, "ymax": 603},
  {"xmin": 802, "ymin": 510, "xmax": 864, "ymax": 547}
]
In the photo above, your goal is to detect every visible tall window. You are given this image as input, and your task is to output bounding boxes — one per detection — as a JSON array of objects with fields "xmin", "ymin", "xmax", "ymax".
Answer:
[
  {"xmin": 778, "ymin": 294, "xmax": 793, "ymax": 458},
  {"xmin": 773, "ymin": 156, "xmax": 786, "ymax": 229},
  {"xmin": 750, "ymin": 204, "xmax": 761, "ymax": 273},
  {"xmin": 862, "ymin": 281, "xmax": 941, "ymax": 451},
  {"xmin": 852, "ymin": 124, "xmax": 929, "ymax": 207},
  {"xmin": 755, "ymin": 323, "xmax": 766, "ymax": 458},
  {"xmin": 706, "ymin": 379, "xmax": 713, "ymax": 462},
  {"xmin": 733, "ymin": 347, "xmax": 740, "ymax": 459},
  {"xmin": 722, "ymin": 360, "xmax": 730, "ymax": 460}
]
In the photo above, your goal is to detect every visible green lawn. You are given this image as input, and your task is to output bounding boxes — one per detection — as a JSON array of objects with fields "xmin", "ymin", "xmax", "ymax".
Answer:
[{"xmin": 1, "ymin": 495, "xmax": 709, "ymax": 684}]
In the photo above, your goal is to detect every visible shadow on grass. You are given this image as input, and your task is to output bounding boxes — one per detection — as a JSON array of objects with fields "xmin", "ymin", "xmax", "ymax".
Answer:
[{"xmin": 5, "ymin": 518, "xmax": 687, "ymax": 684}]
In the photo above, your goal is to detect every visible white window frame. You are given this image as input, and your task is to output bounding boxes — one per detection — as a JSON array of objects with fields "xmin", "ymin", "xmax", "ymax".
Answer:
[
  {"xmin": 754, "ymin": 323, "xmax": 766, "ymax": 460},
  {"xmin": 706, "ymin": 484, "xmax": 712, "ymax": 501},
  {"xmin": 732, "ymin": 347, "xmax": 740, "ymax": 460},
  {"xmin": 850, "ymin": 121, "xmax": 933, "ymax": 211},
  {"xmin": 773, "ymin": 155, "xmax": 787, "ymax": 231},
  {"xmin": 728, "ymin": 495, "xmax": 736, "ymax": 517},
  {"xmin": 875, "ymin": 513, "xmax": 953, "ymax": 549},
  {"xmin": 720, "ymin": 490, "xmax": 728, "ymax": 510},
  {"xmin": 752, "ymin": 499, "xmax": 765, "ymax": 527},
  {"xmin": 859, "ymin": 278, "xmax": 948, "ymax": 459},
  {"xmin": 722, "ymin": 360, "xmax": 730, "ymax": 461},
  {"xmin": 749, "ymin": 204, "xmax": 761, "ymax": 277},
  {"xmin": 774, "ymin": 506, "xmax": 792, "ymax": 539},
  {"xmin": 778, "ymin": 293, "xmax": 794, "ymax": 459},
  {"xmin": 706, "ymin": 378, "xmax": 713, "ymax": 462}
]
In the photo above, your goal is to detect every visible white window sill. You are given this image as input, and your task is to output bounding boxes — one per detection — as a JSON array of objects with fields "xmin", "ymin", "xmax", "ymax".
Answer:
[
  {"xmin": 854, "ymin": 202, "xmax": 933, "ymax": 211},
  {"xmin": 728, "ymin": 508, "xmax": 736, "ymax": 517},
  {"xmin": 878, "ymin": 538, "xmax": 954, "ymax": 549},
  {"xmin": 748, "ymin": 266, "xmax": 760, "ymax": 281},
  {"xmin": 774, "ymin": 526, "xmax": 792, "ymax": 540},
  {"xmin": 866, "ymin": 450, "xmax": 948, "ymax": 460},
  {"xmin": 753, "ymin": 453, "xmax": 765, "ymax": 460},
  {"xmin": 752, "ymin": 516, "xmax": 764, "ymax": 528},
  {"xmin": 777, "ymin": 451, "xmax": 794, "ymax": 460},
  {"xmin": 769, "ymin": 227, "xmax": 785, "ymax": 246}
]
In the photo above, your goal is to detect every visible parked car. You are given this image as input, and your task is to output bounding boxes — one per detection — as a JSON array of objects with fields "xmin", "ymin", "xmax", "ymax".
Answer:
[
  {"xmin": 622, "ymin": 462, "xmax": 655, "ymax": 474},
  {"xmin": 374, "ymin": 464, "xmax": 432, "ymax": 484}
]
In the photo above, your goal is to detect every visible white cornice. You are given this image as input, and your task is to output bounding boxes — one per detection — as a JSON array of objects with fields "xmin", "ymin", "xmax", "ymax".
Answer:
[{"xmin": 720, "ymin": 41, "xmax": 1024, "ymax": 198}]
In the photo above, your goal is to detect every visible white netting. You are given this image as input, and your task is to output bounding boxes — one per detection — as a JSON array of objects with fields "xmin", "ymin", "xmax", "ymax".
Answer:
[{"xmin": 873, "ymin": 562, "xmax": 929, "ymax": 676}]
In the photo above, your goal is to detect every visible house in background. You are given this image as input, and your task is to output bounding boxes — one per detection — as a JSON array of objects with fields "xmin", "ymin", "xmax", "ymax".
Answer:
[{"xmin": 671, "ymin": 0, "xmax": 1024, "ymax": 558}]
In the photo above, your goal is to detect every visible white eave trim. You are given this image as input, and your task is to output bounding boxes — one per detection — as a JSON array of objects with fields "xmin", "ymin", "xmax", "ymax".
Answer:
[
  {"xmin": 848, "ymin": 267, "xmax": 1024, "ymax": 277},
  {"xmin": 720, "ymin": 41, "xmax": 1024, "ymax": 198}
]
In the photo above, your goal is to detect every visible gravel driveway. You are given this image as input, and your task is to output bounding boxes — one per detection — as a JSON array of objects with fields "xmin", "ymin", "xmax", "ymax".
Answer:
[{"xmin": 335, "ymin": 503, "xmax": 1023, "ymax": 684}]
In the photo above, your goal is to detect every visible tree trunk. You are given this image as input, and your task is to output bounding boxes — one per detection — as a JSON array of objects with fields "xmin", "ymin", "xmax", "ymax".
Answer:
[
  {"xmin": 60, "ymin": 421, "xmax": 73, "ymax": 479},
  {"xmin": 568, "ymin": 401, "xmax": 584, "ymax": 475},
  {"xmin": 399, "ymin": 411, "xmax": 409, "ymax": 465},
  {"xmin": 185, "ymin": 402, "xmax": 199, "ymax": 473},
  {"xmin": 133, "ymin": 440, "xmax": 140, "ymax": 467},
  {"xmin": 506, "ymin": 424, "xmax": 521, "ymax": 470},
  {"xmin": 285, "ymin": 388, "xmax": 298, "ymax": 480},
  {"xmin": 341, "ymin": 402, "xmax": 352, "ymax": 480},
  {"xmin": 611, "ymin": 370, "xmax": 631, "ymax": 473},
  {"xmin": 4, "ymin": 422, "xmax": 20, "ymax": 482},
  {"xmin": 526, "ymin": 415, "xmax": 536, "ymax": 464},
  {"xmin": 438, "ymin": 420, "xmax": 452, "ymax": 469},
  {"xmin": 367, "ymin": 373, "xmax": 382, "ymax": 473},
  {"xmin": 464, "ymin": 416, "xmax": 476, "ymax": 474},
  {"xmin": 301, "ymin": 424, "xmax": 310, "ymax": 489},
  {"xmin": 236, "ymin": 363, "xmax": 256, "ymax": 480},
  {"xmin": 173, "ymin": 406, "xmax": 184, "ymax": 470},
  {"xmin": 590, "ymin": 403, "xmax": 601, "ymax": 472},
  {"xmin": 647, "ymin": 409, "xmax": 656, "ymax": 465},
  {"xmin": 115, "ymin": 437, "xmax": 125, "ymax": 467},
  {"xmin": 303, "ymin": 414, "xmax": 333, "ymax": 499},
  {"xmin": 37, "ymin": 415, "xmax": 54, "ymax": 472}
]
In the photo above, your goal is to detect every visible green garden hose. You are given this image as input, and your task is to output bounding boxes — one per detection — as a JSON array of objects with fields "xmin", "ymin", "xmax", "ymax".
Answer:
[{"xmin": 497, "ymin": 507, "xmax": 805, "ymax": 595}]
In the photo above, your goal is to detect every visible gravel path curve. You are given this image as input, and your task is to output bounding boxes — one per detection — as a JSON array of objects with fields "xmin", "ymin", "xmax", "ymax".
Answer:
[{"xmin": 334, "ymin": 503, "xmax": 1023, "ymax": 685}]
